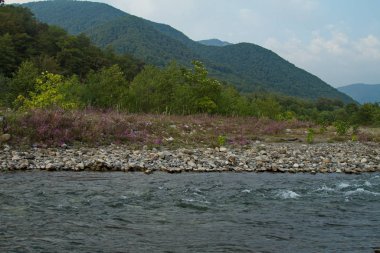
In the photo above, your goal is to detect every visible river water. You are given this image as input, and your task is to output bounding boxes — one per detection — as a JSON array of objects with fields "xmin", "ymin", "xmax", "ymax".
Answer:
[{"xmin": 0, "ymin": 172, "xmax": 379, "ymax": 253}]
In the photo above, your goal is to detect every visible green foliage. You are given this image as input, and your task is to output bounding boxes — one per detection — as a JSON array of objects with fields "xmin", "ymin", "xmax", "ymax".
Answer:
[
  {"xmin": 16, "ymin": 72, "xmax": 81, "ymax": 110},
  {"xmin": 217, "ymin": 135, "xmax": 227, "ymax": 147},
  {"xmin": 334, "ymin": 121, "xmax": 350, "ymax": 136},
  {"xmin": 0, "ymin": 33, "xmax": 17, "ymax": 75},
  {"xmin": 184, "ymin": 61, "xmax": 222, "ymax": 114},
  {"xmin": 255, "ymin": 96, "xmax": 282, "ymax": 119},
  {"xmin": 128, "ymin": 61, "xmax": 222, "ymax": 114},
  {"xmin": 7, "ymin": 61, "xmax": 39, "ymax": 104},
  {"xmin": 306, "ymin": 128, "xmax": 315, "ymax": 144},
  {"xmin": 82, "ymin": 65, "xmax": 128, "ymax": 109},
  {"xmin": 1, "ymin": 6, "xmax": 379, "ymax": 125},
  {"xmin": 319, "ymin": 124, "xmax": 327, "ymax": 134},
  {"xmin": 0, "ymin": 5, "xmax": 142, "ymax": 79},
  {"xmin": 128, "ymin": 63, "xmax": 183, "ymax": 113},
  {"xmin": 25, "ymin": 0, "xmax": 355, "ymax": 103},
  {"xmin": 0, "ymin": 74, "xmax": 9, "ymax": 106}
]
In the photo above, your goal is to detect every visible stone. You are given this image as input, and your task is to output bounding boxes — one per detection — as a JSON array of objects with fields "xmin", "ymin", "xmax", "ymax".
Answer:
[
  {"xmin": 323, "ymin": 158, "xmax": 331, "ymax": 164},
  {"xmin": 0, "ymin": 134, "xmax": 11, "ymax": 143},
  {"xmin": 76, "ymin": 162, "xmax": 85, "ymax": 170},
  {"xmin": 144, "ymin": 169, "xmax": 153, "ymax": 175},
  {"xmin": 219, "ymin": 147, "xmax": 227, "ymax": 152},
  {"xmin": 293, "ymin": 163, "xmax": 300, "ymax": 168},
  {"xmin": 12, "ymin": 155, "xmax": 21, "ymax": 161},
  {"xmin": 361, "ymin": 158, "xmax": 368, "ymax": 163},
  {"xmin": 166, "ymin": 137, "xmax": 174, "ymax": 142},
  {"xmin": 187, "ymin": 161, "xmax": 196, "ymax": 168},
  {"xmin": 45, "ymin": 163, "xmax": 55, "ymax": 171}
]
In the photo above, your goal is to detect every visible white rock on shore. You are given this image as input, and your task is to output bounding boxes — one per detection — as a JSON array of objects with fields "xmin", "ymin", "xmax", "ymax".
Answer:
[{"xmin": 0, "ymin": 142, "xmax": 379, "ymax": 174}]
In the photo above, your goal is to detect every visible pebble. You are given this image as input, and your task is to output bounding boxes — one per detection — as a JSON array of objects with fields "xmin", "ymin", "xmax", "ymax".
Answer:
[
  {"xmin": 219, "ymin": 147, "xmax": 227, "ymax": 152},
  {"xmin": 0, "ymin": 142, "xmax": 379, "ymax": 174}
]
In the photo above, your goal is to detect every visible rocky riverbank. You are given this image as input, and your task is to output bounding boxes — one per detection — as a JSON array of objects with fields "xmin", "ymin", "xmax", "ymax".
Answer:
[{"xmin": 1, "ymin": 142, "xmax": 380, "ymax": 174}]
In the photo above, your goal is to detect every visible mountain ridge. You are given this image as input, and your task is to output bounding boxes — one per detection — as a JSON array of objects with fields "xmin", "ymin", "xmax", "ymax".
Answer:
[
  {"xmin": 338, "ymin": 83, "xmax": 380, "ymax": 104},
  {"xmin": 198, "ymin": 39, "xmax": 233, "ymax": 47},
  {"xmin": 23, "ymin": 0, "xmax": 354, "ymax": 103}
]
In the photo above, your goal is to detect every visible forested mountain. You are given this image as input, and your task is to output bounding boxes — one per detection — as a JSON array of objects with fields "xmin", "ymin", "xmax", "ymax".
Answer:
[
  {"xmin": 0, "ymin": 4, "xmax": 142, "ymax": 78},
  {"xmin": 198, "ymin": 39, "xmax": 233, "ymax": 47},
  {"xmin": 338, "ymin": 84, "xmax": 380, "ymax": 104},
  {"xmin": 0, "ymin": 4, "xmax": 143, "ymax": 106},
  {"xmin": 24, "ymin": 0, "xmax": 354, "ymax": 103}
]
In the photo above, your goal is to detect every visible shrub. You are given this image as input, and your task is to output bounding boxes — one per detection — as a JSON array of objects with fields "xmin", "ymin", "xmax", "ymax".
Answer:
[
  {"xmin": 334, "ymin": 121, "xmax": 350, "ymax": 136},
  {"xmin": 306, "ymin": 128, "xmax": 315, "ymax": 144},
  {"xmin": 15, "ymin": 72, "xmax": 81, "ymax": 110},
  {"xmin": 217, "ymin": 135, "xmax": 227, "ymax": 147}
]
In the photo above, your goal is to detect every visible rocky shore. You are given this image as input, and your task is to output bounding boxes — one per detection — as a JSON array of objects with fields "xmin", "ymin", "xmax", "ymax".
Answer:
[{"xmin": 1, "ymin": 142, "xmax": 380, "ymax": 174}]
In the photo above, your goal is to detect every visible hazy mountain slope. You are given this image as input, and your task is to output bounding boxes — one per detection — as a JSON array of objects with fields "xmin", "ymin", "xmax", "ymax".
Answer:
[
  {"xmin": 24, "ymin": 0, "xmax": 354, "ymax": 103},
  {"xmin": 198, "ymin": 39, "xmax": 232, "ymax": 47},
  {"xmin": 338, "ymin": 84, "xmax": 380, "ymax": 104}
]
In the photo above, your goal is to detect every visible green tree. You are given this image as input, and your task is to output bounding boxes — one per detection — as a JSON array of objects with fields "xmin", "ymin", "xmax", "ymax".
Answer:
[
  {"xmin": 355, "ymin": 103, "xmax": 376, "ymax": 125},
  {"xmin": 82, "ymin": 65, "xmax": 128, "ymax": 108},
  {"xmin": 0, "ymin": 33, "xmax": 17, "ymax": 75},
  {"xmin": 184, "ymin": 61, "xmax": 222, "ymax": 113},
  {"xmin": 16, "ymin": 71, "xmax": 81, "ymax": 110},
  {"xmin": 0, "ymin": 74, "xmax": 9, "ymax": 106},
  {"xmin": 254, "ymin": 97, "xmax": 282, "ymax": 119},
  {"xmin": 7, "ymin": 61, "xmax": 39, "ymax": 104},
  {"xmin": 129, "ymin": 62, "xmax": 185, "ymax": 113},
  {"xmin": 217, "ymin": 86, "xmax": 251, "ymax": 116}
]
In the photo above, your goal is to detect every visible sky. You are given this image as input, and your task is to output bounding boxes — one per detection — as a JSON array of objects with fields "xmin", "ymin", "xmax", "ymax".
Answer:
[{"xmin": 8, "ymin": 0, "xmax": 380, "ymax": 87}]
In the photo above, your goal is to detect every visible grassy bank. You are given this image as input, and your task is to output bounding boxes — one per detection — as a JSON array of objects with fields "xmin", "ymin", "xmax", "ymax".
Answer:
[{"xmin": 1, "ymin": 109, "xmax": 379, "ymax": 148}]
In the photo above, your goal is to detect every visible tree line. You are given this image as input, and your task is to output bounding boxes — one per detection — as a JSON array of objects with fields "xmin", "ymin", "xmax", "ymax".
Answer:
[{"xmin": 1, "ymin": 5, "xmax": 379, "ymax": 127}]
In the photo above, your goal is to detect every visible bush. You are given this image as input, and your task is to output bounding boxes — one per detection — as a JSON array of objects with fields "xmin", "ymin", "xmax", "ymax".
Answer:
[
  {"xmin": 306, "ymin": 128, "xmax": 315, "ymax": 144},
  {"xmin": 334, "ymin": 121, "xmax": 350, "ymax": 136},
  {"xmin": 217, "ymin": 135, "xmax": 227, "ymax": 147}
]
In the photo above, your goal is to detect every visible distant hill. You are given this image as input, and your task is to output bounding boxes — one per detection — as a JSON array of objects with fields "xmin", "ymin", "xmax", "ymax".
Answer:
[
  {"xmin": 24, "ymin": 0, "xmax": 354, "ymax": 103},
  {"xmin": 338, "ymin": 84, "xmax": 380, "ymax": 104},
  {"xmin": 198, "ymin": 39, "xmax": 232, "ymax": 47}
]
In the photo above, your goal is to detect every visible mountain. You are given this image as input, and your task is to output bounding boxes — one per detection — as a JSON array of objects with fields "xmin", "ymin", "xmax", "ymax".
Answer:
[
  {"xmin": 338, "ymin": 84, "xmax": 380, "ymax": 104},
  {"xmin": 198, "ymin": 39, "xmax": 232, "ymax": 47},
  {"xmin": 24, "ymin": 0, "xmax": 354, "ymax": 103}
]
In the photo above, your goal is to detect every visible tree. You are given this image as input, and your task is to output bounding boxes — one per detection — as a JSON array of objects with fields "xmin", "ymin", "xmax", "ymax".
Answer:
[
  {"xmin": 184, "ymin": 61, "xmax": 222, "ymax": 113},
  {"xmin": 82, "ymin": 65, "xmax": 128, "ymax": 108},
  {"xmin": 128, "ymin": 62, "xmax": 184, "ymax": 113},
  {"xmin": 0, "ymin": 0, "xmax": 5, "ymax": 6},
  {"xmin": 16, "ymin": 71, "xmax": 81, "ymax": 110},
  {"xmin": 0, "ymin": 34, "xmax": 17, "ymax": 75},
  {"xmin": 6, "ymin": 61, "xmax": 39, "ymax": 105}
]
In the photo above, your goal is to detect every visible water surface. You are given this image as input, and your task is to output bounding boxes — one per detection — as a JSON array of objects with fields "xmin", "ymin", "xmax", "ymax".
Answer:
[{"xmin": 1, "ymin": 172, "xmax": 379, "ymax": 252}]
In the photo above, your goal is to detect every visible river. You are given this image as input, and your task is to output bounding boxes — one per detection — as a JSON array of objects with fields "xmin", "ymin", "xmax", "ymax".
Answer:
[{"xmin": 1, "ymin": 172, "xmax": 379, "ymax": 252}]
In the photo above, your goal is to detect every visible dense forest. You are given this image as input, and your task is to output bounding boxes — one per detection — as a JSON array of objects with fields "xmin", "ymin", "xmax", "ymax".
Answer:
[
  {"xmin": 25, "ymin": 0, "xmax": 354, "ymax": 103},
  {"xmin": 1, "ymin": 5, "xmax": 380, "ymax": 129}
]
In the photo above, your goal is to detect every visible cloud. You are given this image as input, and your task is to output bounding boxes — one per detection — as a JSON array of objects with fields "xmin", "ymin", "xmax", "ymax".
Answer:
[
  {"xmin": 355, "ymin": 35, "xmax": 380, "ymax": 60},
  {"xmin": 265, "ymin": 32, "xmax": 380, "ymax": 86}
]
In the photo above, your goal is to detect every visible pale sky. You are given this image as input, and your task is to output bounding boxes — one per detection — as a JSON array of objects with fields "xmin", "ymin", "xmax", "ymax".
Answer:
[{"xmin": 8, "ymin": 0, "xmax": 380, "ymax": 87}]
